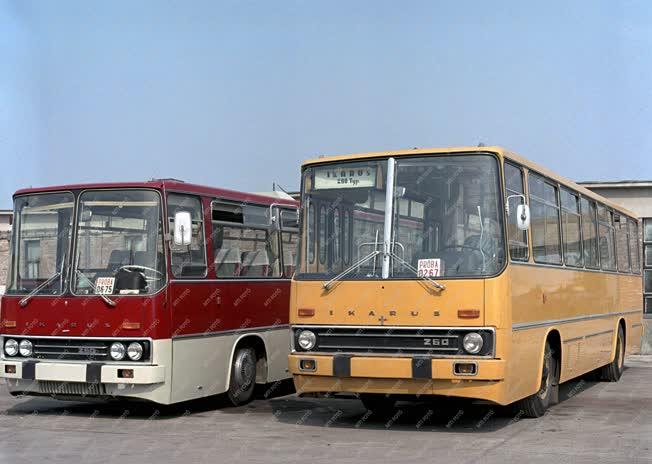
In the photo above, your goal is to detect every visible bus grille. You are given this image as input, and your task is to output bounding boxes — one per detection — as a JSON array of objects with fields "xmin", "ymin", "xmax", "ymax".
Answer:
[
  {"xmin": 31, "ymin": 338, "xmax": 111, "ymax": 361},
  {"xmin": 2, "ymin": 337, "xmax": 151, "ymax": 362},
  {"xmin": 293, "ymin": 327, "xmax": 494, "ymax": 356},
  {"xmin": 39, "ymin": 381, "xmax": 105, "ymax": 396}
]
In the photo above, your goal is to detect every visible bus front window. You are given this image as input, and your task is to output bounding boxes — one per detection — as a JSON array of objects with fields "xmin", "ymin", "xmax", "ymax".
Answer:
[
  {"xmin": 72, "ymin": 190, "xmax": 166, "ymax": 295},
  {"xmin": 299, "ymin": 160, "xmax": 388, "ymax": 279},
  {"xmin": 392, "ymin": 155, "xmax": 505, "ymax": 278},
  {"xmin": 297, "ymin": 155, "xmax": 505, "ymax": 280},
  {"xmin": 6, "ymin": 193, "xmax": 74, "ymax": 295}
]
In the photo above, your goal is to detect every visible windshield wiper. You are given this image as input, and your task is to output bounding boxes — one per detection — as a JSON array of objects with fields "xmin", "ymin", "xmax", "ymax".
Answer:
[
  {"xmin": 19, "ymin": 272, "xmax": 62, "ymax": 307},
  {"xmin": 322, "ymin": 249, "xmax": 382, "ymax": 291},
  {"xmin": 388, "ymin": 250, "xmax": 446, "ymax": 291},
  {"xmin": 75, "ymin": 270, "xmax": 117, "ymax": 307}
]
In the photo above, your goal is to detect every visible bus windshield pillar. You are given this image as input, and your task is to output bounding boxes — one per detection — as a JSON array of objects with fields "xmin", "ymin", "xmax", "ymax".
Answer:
[{"xmin": 382, "ymin": 157, "xmax": 396, "ymax": 279}]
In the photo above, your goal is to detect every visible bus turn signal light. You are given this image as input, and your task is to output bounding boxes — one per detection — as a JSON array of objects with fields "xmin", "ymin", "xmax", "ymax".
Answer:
[
  {"xmin": 458, "ymin": 309, "xmax": 480, "ymax": 319},
  {"xmin": 118, "ymin": 369, "xmax": 134, "ymax": 379},
  {"xmin": 454, "ymin": 363, "xmax": 477, "ymax": 376},
  {"xmin": 299, "ymin": 359, "xmax": 316, "ymax": 371},
  {"xmin": 121, "ymin": 322, "xmax": 141, "ymax": 330},
  {"xmin": 5, "ymin": 365, "xmax": 16, "ymax": 374},
  {"xmin": 298, "ymin": 308, "xmax": 315, "ymax": 317}
]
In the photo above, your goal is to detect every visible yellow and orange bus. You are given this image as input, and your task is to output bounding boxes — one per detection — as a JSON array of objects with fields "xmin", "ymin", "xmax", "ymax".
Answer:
[{"xmin": 288, "ymin": 146, "xmax": 643, "ymax": 417}]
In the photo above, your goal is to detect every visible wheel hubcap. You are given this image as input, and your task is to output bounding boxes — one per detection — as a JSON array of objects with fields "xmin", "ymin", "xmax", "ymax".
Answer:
[{"xmin": 234, "ymin": 351, "xmax": 255, "ymax": 387}]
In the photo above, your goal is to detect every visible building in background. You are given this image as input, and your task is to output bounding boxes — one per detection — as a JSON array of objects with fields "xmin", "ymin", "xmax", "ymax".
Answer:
[
  {"xmin": 580, "ymin": 181, "xmax": 652, "ymax": 353},
  {"xmin": 0, "ymin": 210, "xmax": 12, "ymax": 294}
]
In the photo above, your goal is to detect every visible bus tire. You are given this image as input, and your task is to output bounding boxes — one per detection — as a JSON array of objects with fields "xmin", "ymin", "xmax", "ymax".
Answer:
[
  {"xmin": 599, "ymin": 325, "xmax": 625, "ymax": 382},
  {"xmin": 515, "ymin": 342, "xmax": 558, "ymax": 418},
  {"xmin": 227, "ymin": 347, "xmax": 257, "ymax": 406},
  {"xmin": 360, "ymin": 394, "xmax": 397, "ymax": 416}
]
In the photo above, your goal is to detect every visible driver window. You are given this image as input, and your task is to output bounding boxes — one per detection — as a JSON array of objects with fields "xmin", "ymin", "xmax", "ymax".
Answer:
[
  {"xmin": 168, "ymin": 194, "xmax": 207, "ymax": 278},
  {"xmin": 504, "ymin": 163, "xmax": 529, "ymax": 261}
]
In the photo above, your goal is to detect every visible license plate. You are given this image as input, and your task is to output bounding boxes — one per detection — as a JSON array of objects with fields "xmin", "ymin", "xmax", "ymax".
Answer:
[
  {"xmin": 95, "ymin": 277, "xmax": 115, "ymax": 295},
  {"xmin": 417, "ymin": 258, "xmax": 442, "ymax": 277}
]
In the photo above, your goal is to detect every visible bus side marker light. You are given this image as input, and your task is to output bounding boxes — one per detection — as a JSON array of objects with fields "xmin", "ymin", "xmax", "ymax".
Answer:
[
  {"xmin": 458, "ymin": 309, "xmax": 480, "ymax": 319},
  {"xmin": 4, "ymin": 365, "xmax": 16, "ymax": 374},
  {"xmin": 118, "ymin": 369, "xmax": 134, "ymax": 379},
  {"xmin": 299, "ymin": 359, "xmax": 316, "ymax": 371},
  {"xmin": 298, "ymin": 308, "xmax": 315, "ymax": 317}
]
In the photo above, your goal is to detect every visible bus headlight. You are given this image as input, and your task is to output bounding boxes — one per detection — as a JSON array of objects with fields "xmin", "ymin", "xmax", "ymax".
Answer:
[
  {"xmin": 110, "ymin": 342, "xmax": 126, "ymax": 361},
  {"xmin": 297, "ymin": 330, "xmax": 316, "ymax": 350},
  {"xmin": 127, "ymin": 342, "xmax": 143, "ymax": 361},
  {"xmin": 462, "ymin": 332, "xmax": 484, "ymax": 354},
  {"xmin": 4, "ymin": 339, "xmax": 18, "ymax": 357},
  {"xmin": 19, "ymin": 340, "xmax": 33, "ymax": 357}
]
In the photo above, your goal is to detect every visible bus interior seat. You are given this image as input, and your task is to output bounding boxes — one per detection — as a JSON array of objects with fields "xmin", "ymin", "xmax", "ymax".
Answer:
[
  {"xmin": 241, "ymin": 250, "xmax": 269, "ymax": 277},
  {"xmin": 283, "ymin": 248, "xmax": 295, "ymax": 276},
  {"xmin": 215, "ymin": 247, "xmax": 242, "ymax": 277}
]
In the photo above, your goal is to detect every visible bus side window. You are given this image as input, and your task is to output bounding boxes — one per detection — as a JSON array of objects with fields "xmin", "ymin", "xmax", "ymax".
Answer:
[
  {"xmin": 212, "ymin": 202, "xmax": 281, "ymax": 278},
  {"xmin": 504, "ymin": 163, "xmax": 528, "ymax": 261},
  {"xmin": 615, "ymin": 215, "xmax": 631, "ymax": 273},
  {"xmin": 580, "ymin": 198, "xmax": 600, "ymax": 269},
  {"xmin": 598, "ymin": 206, "xmax": 616, "ymax": 271},
  {"xmin": 529, "ymin": 173, "xmax": 562, "ymax": 264},
  {"xmin": 629, "ymin": 219, "xmax": 640, "ymax": 273},
  {"xmin": 560, "ymin": 188, "xmax": 582, "ymax": 267},
  {"xmin": 168, "ymin": 194, "xmax": 207, "ymax": 278}
]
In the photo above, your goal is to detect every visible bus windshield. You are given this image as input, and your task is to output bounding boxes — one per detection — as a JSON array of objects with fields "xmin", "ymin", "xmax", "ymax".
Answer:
[
  {"xmin": 6, "ymin": 192, "xmax": 74, "ymax": 295},
  {"xmin": 297, "ymin": 154, "xmax": 505, "ymax": 280},
  {"xmin": 72, "ymin": 190, "xmax": 166, "ymax": 295}
]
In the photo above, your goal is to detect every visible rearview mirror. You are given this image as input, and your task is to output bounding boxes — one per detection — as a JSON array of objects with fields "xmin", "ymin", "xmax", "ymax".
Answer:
[
  {"xmin": 517, "ymin": 204, "xmax": 530, "ymax": 230},
  {"xmin": 173, "ymin": 211, "xmax": 192, "ymax": 246}
]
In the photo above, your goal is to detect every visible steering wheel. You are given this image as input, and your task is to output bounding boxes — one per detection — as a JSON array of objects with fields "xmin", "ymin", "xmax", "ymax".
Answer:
[{"xmin": 118, "ymin": 265, "xmax": 164, "ymax": 281}]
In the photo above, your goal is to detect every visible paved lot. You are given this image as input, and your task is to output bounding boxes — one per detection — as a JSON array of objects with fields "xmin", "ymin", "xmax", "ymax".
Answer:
[{"xmin": 0, "ymin": 357, "xmax": 650, "ymax": 464}]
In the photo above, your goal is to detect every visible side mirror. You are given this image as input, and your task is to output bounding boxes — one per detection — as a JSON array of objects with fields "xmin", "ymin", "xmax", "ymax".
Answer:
[
  {"xmin": 517, "ymin": 204, "xmax": 530, "ymax": 230},
  {"xmin": 173, "ymin": 211, "xmax": 192, "ymax": 246}
]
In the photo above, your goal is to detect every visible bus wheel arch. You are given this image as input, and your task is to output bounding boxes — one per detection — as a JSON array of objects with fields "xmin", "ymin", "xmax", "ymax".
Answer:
[
  {"xmin": 516, "ymin": 330, "xmax": 561, "ymax": 418},
  {"xmin": 618, "ymin": 318, "xmax": 627, "ymax": 357},
  {"xmin": 545, "ymin": 329, "xmax": 562, "ymax": 387},
  {"xmin": 600, "ymin": 321, "xmax": 626, "ymax": 382}
]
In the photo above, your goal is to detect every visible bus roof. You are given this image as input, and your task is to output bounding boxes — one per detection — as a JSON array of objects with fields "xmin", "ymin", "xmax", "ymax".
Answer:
[
  {"xmin": 302, "ymin": 146, "xmax": 639, "ymax": 219},
  {"xmin": 13, "ymin": 179, "xmax": 298, "ymax": 208}
]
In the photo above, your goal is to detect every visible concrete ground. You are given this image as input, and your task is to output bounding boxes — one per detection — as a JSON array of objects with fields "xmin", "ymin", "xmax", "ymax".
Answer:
[{"xmin": 0, "ymin": 357, "xmax": 650, "ymax": 464}]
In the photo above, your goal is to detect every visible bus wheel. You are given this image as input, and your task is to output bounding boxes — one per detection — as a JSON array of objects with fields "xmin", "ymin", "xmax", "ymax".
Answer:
[
  {"xmin": 360, "ymin": 394, "xmax": 397, "ymax": 416},
  {"xmin": 227, "ymin": 347, "xmax": 257, "ymax": 406},
  {"xmin": 516, "ymin": 342, "xmax": 558, "ymax": 418},
  {"xmin": 600, "ymin": 325, "xmax": 625, "ymax": 382}
]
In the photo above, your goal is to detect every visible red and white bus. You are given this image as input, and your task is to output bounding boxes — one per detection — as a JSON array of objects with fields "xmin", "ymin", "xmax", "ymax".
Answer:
[{"xmin": 0, "ymin": 179, "xmax": 298, "ymax": 405}]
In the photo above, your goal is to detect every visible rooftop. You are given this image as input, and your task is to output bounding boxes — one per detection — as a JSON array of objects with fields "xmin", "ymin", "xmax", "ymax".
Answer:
[{"xmin": 579, "ymin": 180, "xmax": 652, "ymax": 188}]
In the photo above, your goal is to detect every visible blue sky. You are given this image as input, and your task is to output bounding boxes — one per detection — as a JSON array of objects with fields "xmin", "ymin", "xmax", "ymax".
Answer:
[{"xmin": 1, "ymin": 0, "xmax": 651, "ymax": 209}]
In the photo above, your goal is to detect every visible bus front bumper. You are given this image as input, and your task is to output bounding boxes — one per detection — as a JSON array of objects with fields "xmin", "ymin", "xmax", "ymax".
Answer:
[
  {"xmin": 289, "ymin": 354, "xmax": 508, "ymax": 403},
  {"xmin": 0, "ymin": 360, "xmax": 165, "ymax": 385}
]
